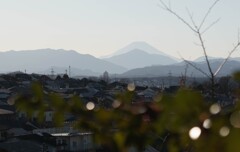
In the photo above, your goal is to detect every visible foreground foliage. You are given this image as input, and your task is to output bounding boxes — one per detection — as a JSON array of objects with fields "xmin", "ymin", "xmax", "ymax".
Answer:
[{"xmin": 16, "ymin": 72, "xmax": 240, "ymax": 152}]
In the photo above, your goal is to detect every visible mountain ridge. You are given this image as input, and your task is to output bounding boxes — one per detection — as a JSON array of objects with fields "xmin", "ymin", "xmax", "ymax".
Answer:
[
  {"xmin": 1, "ymin": 45, "xmax": 240, "ymax": 77},
  {"xmin": 104, "ymin": 49, "xmax": 178, "ymax": 69},
  {"xmin": 120, "ymin": 59, "xmax": 240, "ymax": 78},
  {"xmin": 101, "ymin": 41, "xmax": 179, "ymax": 61},
  {"xmin": 0, "ymin": 49, "xmax": 127, "ymax": 75}
]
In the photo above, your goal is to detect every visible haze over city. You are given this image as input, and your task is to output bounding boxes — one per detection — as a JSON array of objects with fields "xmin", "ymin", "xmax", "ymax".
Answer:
[{"xmin": 0, "ymin": 0, "xmax": 240, "ymax": 59}]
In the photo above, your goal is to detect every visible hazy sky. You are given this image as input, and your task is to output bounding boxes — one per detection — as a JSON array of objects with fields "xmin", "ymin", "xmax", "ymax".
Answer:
[{"xmin": 0, "ymin": 0, "xmax": 240, "ymax": 59}]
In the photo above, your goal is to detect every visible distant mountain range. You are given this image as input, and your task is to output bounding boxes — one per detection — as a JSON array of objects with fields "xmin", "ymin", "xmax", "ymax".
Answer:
[
  {"xmin": 102, "ymin": 41, "xmax": 171, "ymax": 57},
  {"xmin": 194, "ymin": 56, "xmax": 221, "ymax": 62},
  {"xmin": 104, "ymin": 49, "xmax": 178, "ymax": 69},
  {"xmin": 0, "ymin": 42, "xmax": 239, "ymax": 77},
  {"xmin": 0, "ymin": 49, "xmax": 126, "ymax": 76},
  {"xmin": 120, "ymin": 60, "xmax": 240, "ymax": 78},
  {"xmin": 103, "ymin": 41, "xmax": 179, "ymax": 69}
]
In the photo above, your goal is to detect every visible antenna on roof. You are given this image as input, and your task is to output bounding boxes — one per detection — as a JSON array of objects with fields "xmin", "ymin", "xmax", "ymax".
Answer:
[{"xmin": 51, "ymin": 68, "xmax": 54, "ymax": 77}]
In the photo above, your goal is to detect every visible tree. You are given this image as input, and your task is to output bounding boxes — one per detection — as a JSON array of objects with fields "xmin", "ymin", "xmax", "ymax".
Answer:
[
  {"xmin": 102, "ymin": 71, "xmax": 109, "ymax": 83},
  {"xmin": 55, "ymin": 75, "xmax": 62, "ymax": 81},
  {"xmin": 217, "ymin": 76, "xmax": 237, "ymax": 96},
  {"xmin": 159, "ymin": 0, "xmax": 240, "ymax": 99},
  {"xmin": 63, "ymin": 74, "xmax": 69, "ymax": 80}
]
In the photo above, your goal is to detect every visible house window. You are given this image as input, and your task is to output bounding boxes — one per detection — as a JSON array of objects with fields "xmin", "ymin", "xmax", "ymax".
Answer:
[{"xmin": 72, "ymin": 141, "xmax": 77, "ymax": 148}]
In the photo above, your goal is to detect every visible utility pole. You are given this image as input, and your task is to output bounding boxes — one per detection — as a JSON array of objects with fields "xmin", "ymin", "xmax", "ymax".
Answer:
[
  {"xmin": 69, "ymin": 66, "xmax": 71, "ymax": 77},
  {"xmin": 168, "ymin": 71, "xmax": 172, "ymax": 87},
  {"xmin": 51, "ymin": 68, "xmax": 54, "ymax": 78}
]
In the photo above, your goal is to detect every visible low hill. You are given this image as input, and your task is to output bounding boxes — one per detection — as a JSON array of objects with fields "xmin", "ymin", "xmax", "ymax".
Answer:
[{"xmin": 120, "ymin": 60, "xmax": 240, "ymax": 78}]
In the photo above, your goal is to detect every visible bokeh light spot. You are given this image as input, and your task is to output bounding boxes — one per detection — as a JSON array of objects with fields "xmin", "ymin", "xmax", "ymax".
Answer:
[
  {"xmin": 86, "ymin": 102, "xmax": 95, "ymax": 110},
  {"xmin": 203, "ymin": 119, "xmax": 212, "ymax": 129},
  {"xmin": 112, "ymin": 100, "xmax": 121, "ymax": 108},
  {"xmin": 138, "ymin": 106, "xmax": 147, "ymax": 114},
  {"xmin": 230, "ymin": 111, "xmax": 240, "ymax": 128},
  {"xmin": 7, "ymin": 96, "xmax": 16, "ymax": 105},
  {"xmin": 189, "ymin": 127, "xmax": 201, "ymax": 140},
  {"xmin": 127, "ymin": 83, "xmax": 135, "ymax": 91},
  {"xmin": 219, "ymin": 126, "xmax": 230, "ymax": 137},
  {"xmin": 210, "ymin": 104, "xmax": 221, "ymax": 114}
]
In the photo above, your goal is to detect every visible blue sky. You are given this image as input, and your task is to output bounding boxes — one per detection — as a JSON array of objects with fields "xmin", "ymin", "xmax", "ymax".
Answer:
[{"xmin": 0, "ymin": 0, "xmax": 239, "ymax": 59}]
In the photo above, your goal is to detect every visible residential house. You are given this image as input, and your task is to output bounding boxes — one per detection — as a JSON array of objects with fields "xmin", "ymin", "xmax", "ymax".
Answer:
[
  {"xmin": 33, "ymin": 127, "xmax": 95, "ymax": 152},
  {"xmin": 0, "ymin": 133, "xmax": 58, "ymax": 152}
]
